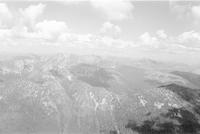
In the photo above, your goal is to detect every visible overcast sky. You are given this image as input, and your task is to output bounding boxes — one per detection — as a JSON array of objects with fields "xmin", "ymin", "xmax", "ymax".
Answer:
[{"xmin": 0, "ymin": 0, "xmax": 200, "ymax": 64}]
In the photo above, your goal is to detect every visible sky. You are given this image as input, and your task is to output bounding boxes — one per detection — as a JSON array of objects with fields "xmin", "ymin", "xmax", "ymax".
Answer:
[{"xmin": 0, "ymin": 0, "xmax": 200, "ymax": 64}]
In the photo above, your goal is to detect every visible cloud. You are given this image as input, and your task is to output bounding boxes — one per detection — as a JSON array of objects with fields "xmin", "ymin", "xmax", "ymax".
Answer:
[
  {"xmin": 0, "ymin": 3, "xmax": 12, "ymax": 27},
  {"xmin": 0, "ymin": 28, "xmax": 12, "ymax": 39},
  {"xmin": 0, "ymin": 3, "xmax": 68, "ymax": 44},
  {"xmin": 100, "ymin": 22, "xmax": 121, "ymax": 38},
  {"xmin": 139, "ymin": 32, "xmax": 158, "ymax": 46},
  {"xmin": 170, "ymin": 1, "xmax": 190, "ymax": 17},
  {"xmin": 1, "ymin": 1, "xmax": 200, "ymax": 62},
  {"xmin": 136, "ymin": 30, "xmax": 200, "ymax": 55},
  {"xmin": 90, "ymin": 0, "xmax": 134, "ymax": 20},
  {"xmin": 0, "ymin": 20, "xmax": 69, "ymax": 45},
  {"xmin": 170, "ymin": 2, "xmax": 200, "ymax": 24},
  {"xmin": 177, "ymin": 31, "xmax": 200, "ymax": 48},
  {"xmin": 156, "ymin": 30, "xmax": 167, "ymax": 39},
  {"xmin": 191, "ymin": 5, "xmax": 200, "ymax": 18},
  {"xmin": 1, "ymin": 0, "xmax": 133, "ymax": 21},
  {"xmin": 19, "ymin": 3, "xmax": 46, "ymax": 28},
  {"xmin": 178, "ymin": 31, "xmax": 200, "ymax": 42},
  {"xmin": 35, "ymin": 20, "xmax": 68, "ymax": 40}
]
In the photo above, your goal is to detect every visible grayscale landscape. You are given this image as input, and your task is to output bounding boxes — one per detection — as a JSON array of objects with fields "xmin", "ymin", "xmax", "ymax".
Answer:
[{"xmin": 1, "ymin": 0, "xmax": 200, "ymax": 134}]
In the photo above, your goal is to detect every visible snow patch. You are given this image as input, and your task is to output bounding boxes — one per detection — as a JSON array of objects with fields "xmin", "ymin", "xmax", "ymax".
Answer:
[
  {"xmin": 67, "ymin": 75, "xmax": 72, "ymax": 81},
  {"xmin": 168, "ymin": 103, "xmax": 179, "ymax": 108},
  {"xmin": 154, "ymin": 102, "xmax": 164, "ymax": 109},
  {"xmin": 138, "ymin": 95, "xmax": 147, "ymax": 106}
]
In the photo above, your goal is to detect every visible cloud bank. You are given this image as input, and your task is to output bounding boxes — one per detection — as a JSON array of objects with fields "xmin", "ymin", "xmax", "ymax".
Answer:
[{"xmin": 0, "ymin": 1, "xmax": 200, "ymax": 64}]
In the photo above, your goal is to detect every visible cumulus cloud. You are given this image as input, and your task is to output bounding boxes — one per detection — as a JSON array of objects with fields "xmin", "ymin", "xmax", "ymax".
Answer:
[
  {"xmin": 0, "ymin": 1, "xmax": 131, "ymax": 53},
  {"xmin": 170, "ymin": 1, "xmax": 191, "ymax": 18},
  {"xmin": 177, "ymin": 31, "xmax": 200, "ymax": 48},
  {"xmin": 90, "ymin": 0, "xmax": 134, "ymax": 20},
  {"xmin": 178, "ymin": 31, "xmax": 200, "ymax": 42},
  {"xmin": 35, "ymin": 20, "xmax": 68, "ymax": 40},
  {"xmin": 20, "ymin": 3, "xmax": 46, "ymax": 28},
  {"xmin": 0, "ymin": 3, "xmax": 12, "ymax": 27},
  {"xmin": 139, "ymin": 32, "xmax": 158, "ymax": 46},
  {"xmin": 170, "ymin": 2, "xmax": 200, "ymax": 23},
  {"xmin": 100, "ymin": 22, "xmax": 121, "ymax": 38},
  {"xmin": 135, "ymin": 30, "xmax": 200, "ymax": 55},
  {"xmin": 156, "ymin": 30, "xmax": 167, "ymax": 39},
  {"xmin": 1, "ymin": 0, "xmax": 134, "ymax": 22},
  {"xmin": 1, "ymin": 1, "xmax": 200, "ymax": 61},
  {"xmin": 0, "ymin": 28, "xmax": 12, "ymax": 39},
  {"xmin": 191, "ymin": 5, "xmax": 200, "ymax": 18}
]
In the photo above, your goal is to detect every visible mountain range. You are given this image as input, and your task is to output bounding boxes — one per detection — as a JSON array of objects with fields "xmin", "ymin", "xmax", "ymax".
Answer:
[{"xmin": 0, "ymin": 54, "xmax": 200, "ymax": 134}]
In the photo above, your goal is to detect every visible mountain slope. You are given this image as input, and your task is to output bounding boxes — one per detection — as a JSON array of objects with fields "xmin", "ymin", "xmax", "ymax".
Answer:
[{"xmin": 0, "ymin": 54, "xmax": 200, "ymax": 134}]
